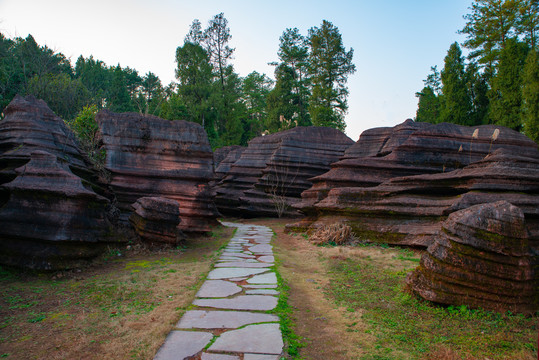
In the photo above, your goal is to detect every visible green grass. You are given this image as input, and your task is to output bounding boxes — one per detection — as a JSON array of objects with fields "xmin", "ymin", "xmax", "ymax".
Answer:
[{"xmin": 325, "ymin": 255, "xmax": 538, "ymax": 359}]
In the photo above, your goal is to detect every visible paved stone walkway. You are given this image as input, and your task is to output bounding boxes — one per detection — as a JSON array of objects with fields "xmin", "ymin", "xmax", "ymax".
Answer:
[{"xmin": 154, "ymin": 222, "xmax": 284, "ymax": 360}]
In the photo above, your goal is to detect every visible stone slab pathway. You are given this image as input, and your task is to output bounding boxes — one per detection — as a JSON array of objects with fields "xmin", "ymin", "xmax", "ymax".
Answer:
[{"xmin": 154, "ymin": 222, "xmax": 284, "ymax": 360}]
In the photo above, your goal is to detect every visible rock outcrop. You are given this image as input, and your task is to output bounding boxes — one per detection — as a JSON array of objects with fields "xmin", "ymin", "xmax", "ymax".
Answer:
[
  {"xmin": 96, "ymin": 110, "xmax": 219, "ymax": 233},
  {"xmin": 0, "ymin": 95, "xmax": 92, "ymax": 186},
  {"xmin": 407, "ymin": 201, "xmax": 538, "ymax": 314},
  {"xmin": 302, "ymin": 148, "xmax": 539, "ymax": 247},
  {"xmin": 0, "ymin": 151, "xmax": 113, "ymax": 270},
  {"xmin": 215, "ymin": 127, "xmax": 354, "ymax": 217},
  {"xmin": 129, "ymin": 197, "xmax": 183, "ymax": 244},
  {"xmin": 296, "ymin": 120, "xmax": 538, "ymax": 214},
  {"xmin": 214, "ymin": 145, "xmax": 246, "ymax": 181}
]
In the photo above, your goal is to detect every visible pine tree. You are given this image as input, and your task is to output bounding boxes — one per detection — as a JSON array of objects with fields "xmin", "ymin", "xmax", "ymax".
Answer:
[
  {"xmin": 440, "ymin": 42, "xmax": 472, "ymax": 125},
  {"xmin": 307, "ymin": 20, "xmax": 355, "ymax": 131},
  {"xmin": 522, "ymin": 48, "xmax": 539, "ymax": 142},
  {"xmin": 466, "ymin": 61, "xmax": 490, "ymax": 125},
  {"xmin": 460, "ymin": 0, "xmax": 520, "ymax": 68},
  {"xmin": 415, "ymin": 86, "xmax": 441, "ymax": 123},
  {"xmin": 489, "ymin": 38, "xmax": 529, "ymax": 130}
]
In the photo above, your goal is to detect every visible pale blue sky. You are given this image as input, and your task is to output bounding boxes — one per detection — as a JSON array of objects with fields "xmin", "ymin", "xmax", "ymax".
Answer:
[{"xmin": 0, "ymin": 0, "xmax": 471, "ymax": 140}]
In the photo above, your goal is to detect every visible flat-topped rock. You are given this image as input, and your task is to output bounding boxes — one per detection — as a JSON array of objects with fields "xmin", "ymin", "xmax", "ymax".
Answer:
[
  {"xmin": 247, "ymin": 273, "xmax": 278, "ymax": 284},
  {"xmin": 129, "ymin": 197, "xmax": 182, "ymax": 244},
  {"xmin": 96, "ymin": 110, "xmax": 218, "ymax": 233}
]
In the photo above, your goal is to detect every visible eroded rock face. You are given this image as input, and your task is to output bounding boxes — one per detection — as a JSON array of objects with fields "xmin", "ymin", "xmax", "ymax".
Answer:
[
  {"xmin": 96, "ymin": 110, "xmax": 219, "ymax": 233},
  {"xmin": 129, "ymin": 197, "xmax": 183, "ymax": 244},
  {"xmin": 0, "ymin": 151, "xmax": 113, "ymax": 270},
  {"xmin": 0, "ymin": 95, "xmax": 90, "ymax": 185},
  {"xmin": 296, "ymin": 120, "xmax": 538, "ymax": 214},
  {"xmin": 214, "ymin": 127, "xmax": 354, "ymax": 217},
  {"xmin": 407, "ymin": 201, "xmax": 538, "ymax": 315},
  {"xmin": 304, "ymin": 148, "xmax": 539, "ymax": 247},
  {"xmin": 214, "ymin": 145, "xmax": 246, "ymax": 181}
]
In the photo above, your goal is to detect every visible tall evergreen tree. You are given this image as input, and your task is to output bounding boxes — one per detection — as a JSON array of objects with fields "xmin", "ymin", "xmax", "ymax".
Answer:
[
  {"xmin": 185, "ymin": 19, "xmax": 204, "ymax": 45},
  {"xmin": 516, "ymin": 0, "xmax": 539, "ymax": 49},
  {"xmin": 242, "ymin": 71, "xmax": 273, "ymax": 138},
  {"xmin": 307, "ymin": 20, "xmax": 355, "ymax": 131},
  {"xmin": 466, "ymin": 61, "xmax": 491, "ymax": 125},
  {"xmin": 107, "ymin": 65, "xmax": 134, "ymax": 112},
  {"xmin": 175, "ymin": 42, "xmax": 213, "ymax": 127},
  {"xmin": 522, "ymin": 48, "xmax": 539, "ymax": 142},
  {"xmin": 440, "ymin": 42, "xmax": 472, "ymax": 125},
  {"xmin": 415, "ymin": 86, "xmax": 441, "ymax": 123},
  {"xmin": 266, "ymin": 65, "xmax": 298, "ymax": 133},
  {"xmin": 489, "ymin": 38, "xmax": 529, "ymax": 130},
  {"xmin": 460, "ymin": 0, "xmax": 521, "ymax": 68}
]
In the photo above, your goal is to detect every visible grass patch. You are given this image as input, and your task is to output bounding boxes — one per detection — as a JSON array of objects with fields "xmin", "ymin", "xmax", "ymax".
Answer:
[
  {"xmin": 0, "ymin": 225, "xmax": 233, "ymax": 360},
  {"xmin": 326, "ymin": 254, "xmax": 538, "ymax": 360},
  {"xmin": 272, "ymin": 265, "xmax": 304, "ymax": 359}
]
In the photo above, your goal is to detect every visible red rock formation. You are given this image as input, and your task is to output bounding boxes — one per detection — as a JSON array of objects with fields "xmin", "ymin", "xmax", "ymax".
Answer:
[
  {"xmin": 214, "ymin": 145, "xmax": 246, "ymax": 181},
  {"xmin": 214, "ymin": 127, "xmax": 354, "ymax": 217},
  {"xmin": 96, "ymin": 110, "xmax": 218, "ymax": 233},
  {"xmin": 296, "ymin": 120, "xmax": 538, "ymax": 214},
  {"xmin": 407, "ymin": 201, "xmax": 538, "ymax": 315},
  {"xmin": 0, "ymin": 95, "xmax": 90, "ymax": 184},
  {"xmin": 129, "ymin": 197, "xmax": 183, "ymax": 244},
  {"xmin": 0, "ymin": 151, "xmax": 113, "ymax": 270},
  {"xmin": 307, "ymin": 148, "xmax": 539, "ymax": 247}
]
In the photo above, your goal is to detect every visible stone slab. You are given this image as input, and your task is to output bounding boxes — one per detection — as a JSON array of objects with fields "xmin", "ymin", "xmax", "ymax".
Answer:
[
  {"xmin": 153, "ymin": 330, "xmax": 213, "ymax": 360},
  {"xmin": 247, "ymin": 272, "xmax": 277, "ymax": 284},
  {"xmin": 221, "ymin": 252, "xmax": 255, "ymax": 258},
  {"xmin": 196, "ymin": 280, "xmax": 242, "ymax": 298},
  {"xmin": 208, "ymin": 323, "xmax": 283, "ymax": 354},
  {"xmin": 193, "ymin": 295, "xmax": 278, "ymax": 311},
  {"xmin": 242, "ymin": 284, "xmax": 278, "ymax": 289},
  {"xmin": 215, "ymin": 262, "xmax": 272, "ymax": 268},
  {"xmin": 207, "ymin": 268, "xmax": 268, "ymax": 280},
  {"xmin": 201, "ymin": 353, "xmax": 240, "ymax": 360},
  {"xmin": 257, "ymin": 255, "xmax": 274, "ymax": 263},
  {"xmin": 248, "ymin": 245, "xmax": 273, "ymax": 253},
  {"xmin": 177, "ymin": 310, "xmax": 279, "ymax": 329},
  {"xmin": 244, "ymin": 355, "xmax": 281, "ymax": 360},
  {"xmin": 245, "ymin": 289, "xmax": 280, "ymax": 295}
]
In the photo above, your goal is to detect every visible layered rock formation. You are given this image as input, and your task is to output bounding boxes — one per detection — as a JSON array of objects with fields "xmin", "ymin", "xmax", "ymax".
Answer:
[
  {"xmin": 305, "ymin": 148, "xmax": 539, "ymax": 247},
  {"xmin": 297, "ymin": 120, "xmax": 538, "ymax": 214},
  {"xmin": 0, "ymin": 95, "xmax": 91, "ymax": 186},
  {"xmin": 0, "ymin": 151, "xmax": 113, "ymax": 270},
  {"xmin": 129, "ymin": 197, "xmax": 183, "ymax": 244},
  {"xmin": 214, "ymin": 145, "xmax": 246, "ymax": 181},
  {"xmin": 215, "ymin": 127, "xmax": 354, "ymax": 217},
  {"xmin": 407, "ymin": 201, "xmax": 538, "ymax": 314},
  {"xmin": 96, "ymin": 110, "xmax": 219, "ymax": 233}
]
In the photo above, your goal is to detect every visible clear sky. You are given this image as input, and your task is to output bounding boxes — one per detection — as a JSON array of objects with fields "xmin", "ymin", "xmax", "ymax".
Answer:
[{"xmin": 0, "ymin": 0, "xmax": 471, "ymax": 140}]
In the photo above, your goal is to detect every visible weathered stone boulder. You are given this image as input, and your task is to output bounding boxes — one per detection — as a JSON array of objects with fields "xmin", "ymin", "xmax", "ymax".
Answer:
[
  {"xmin": 96, "ymin": 110, "xmax": 219, "ymax": 233},
  {"xmin": 296, "ymin": 120, "xmax": 538, "ymax": 214},
  {"xmin": 214, "ymin": 126, "xmax": 354, "ymax": 217},
  {"xmin": 129, "ymin": 197, "xmax": 183, "ymax": 244},
  {"xmin": 406, "ymin": 201, "xmax": 538, "ymax": 314},
  {"xmin": 304, "ymin": 148, "xmax": 539, "ymax": 247},
  {"xmin": 214, "ymin": 145, "xmax": 246, "ymax": 181},
  {"xmin": 0, "ymin": 151, "xmax": 113, "ymax": 270}
]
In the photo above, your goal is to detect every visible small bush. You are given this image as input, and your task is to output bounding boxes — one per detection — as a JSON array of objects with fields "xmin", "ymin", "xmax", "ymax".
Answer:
[{"xmin": 309, "ymin": 222, "xmax": 356, "ymax": 245}]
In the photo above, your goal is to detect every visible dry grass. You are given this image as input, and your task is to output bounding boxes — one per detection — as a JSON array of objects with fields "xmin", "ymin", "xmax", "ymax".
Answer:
[
  {"xmin": 0, "ymin": 226, "xmax": 233, "ymax": 360},
  {"xmin": 309, "ymin": 222, "xmax": 356, "ymax": 246}
]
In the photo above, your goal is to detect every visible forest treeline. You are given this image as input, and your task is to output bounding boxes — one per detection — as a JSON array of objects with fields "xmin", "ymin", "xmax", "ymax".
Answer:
[
  {"xmin": 415, "ymin": 0, "xmax": 539, "ymax": 143},
  {"xmin": 0, "ymin": 14, "xmax": 355, "ymax": 148}
]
